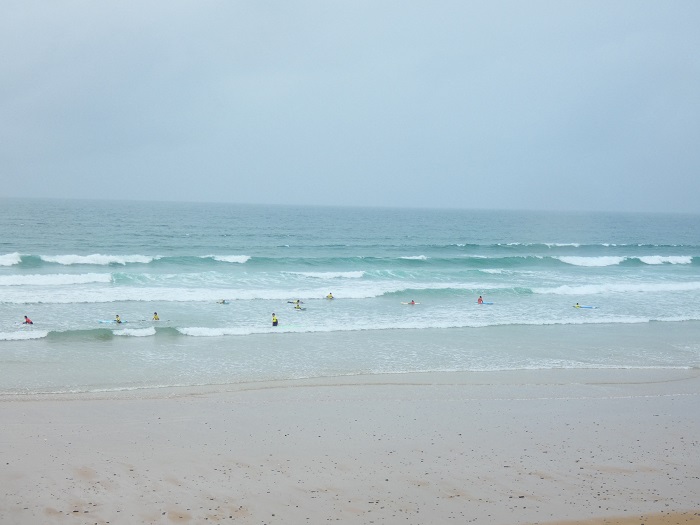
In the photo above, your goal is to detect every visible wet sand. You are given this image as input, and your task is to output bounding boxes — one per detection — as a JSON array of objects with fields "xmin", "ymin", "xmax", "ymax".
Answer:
[{"xmin": 2, "ymin": 369, "xmax": 699, "ymax": 524}]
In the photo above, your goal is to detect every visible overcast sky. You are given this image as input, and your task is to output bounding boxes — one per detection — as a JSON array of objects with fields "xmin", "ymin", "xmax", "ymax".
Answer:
[{"xmin": 1, "ymin": 1, "xmax": 699, "ymax": 213}]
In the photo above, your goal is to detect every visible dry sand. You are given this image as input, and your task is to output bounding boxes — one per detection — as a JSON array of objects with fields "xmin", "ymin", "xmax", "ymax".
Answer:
[{"xmin": 2, "ymin": 368, "xmax": 699, "ymax": 525}]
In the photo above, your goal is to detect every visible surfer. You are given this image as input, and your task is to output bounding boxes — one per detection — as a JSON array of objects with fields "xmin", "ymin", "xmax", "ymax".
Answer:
[
  {"xmin": 217, "ymin": 299, "xmax": 228, "ymax": 304},
  {"xmin": 115, "ymin": 314, "xmax": 122, "ymax": 324},
  {"xmin": 23, "ymin": 315, "xmax": 33, "ymax": 325},
  {"xmin": 326, "ymin": 293, "xmax": 334, "ymax": 299},
  {"xmin": 478, "ymin": 296, "xmax": 483, "ymax": 304},
  {"xmin": 288, "ymin": 299, "xmax": 303, "ymax": 305},
  {"xmin": 575, "ymin": 303, "xmax": 580, "ymax": 308},
  {"xmin": 410, "ymin": 300, "xmax": 416, "ymax": 305},
  {"xmin": 152, "ymin": 312, "xmax": 160, "ymax": 321},
  {"xmin": 272, "ymin": 313, "xmax": 278, "ymax": 327},
  {"xmin": 294, "ymin": 303, "xmax": 303, "ymax": 310}
]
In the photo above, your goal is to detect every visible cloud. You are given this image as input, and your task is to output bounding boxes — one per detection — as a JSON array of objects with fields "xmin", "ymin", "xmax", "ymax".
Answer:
[{"xmin": 1, "ymin": 1, "xmax": 699, "ymax": 212}]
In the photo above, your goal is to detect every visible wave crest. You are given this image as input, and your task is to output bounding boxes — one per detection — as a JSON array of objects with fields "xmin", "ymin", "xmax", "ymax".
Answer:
[
  {"xmin": 0, "ymin": 252, "xmax": 22, "ymax": 266},
  {"xmin": 556, "ymin": 256, "xmax": 625, "ymax": 267},
  {"xmin": 0, "ymin": 330, "xmax": 49, "ymax": 341}
]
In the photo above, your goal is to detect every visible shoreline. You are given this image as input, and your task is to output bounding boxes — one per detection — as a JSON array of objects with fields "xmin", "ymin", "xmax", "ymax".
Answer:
[
  {"xmin": 4, "ymin": 320, "xmax": 700, "ymax": 397},
  {"xmin": 3, "ymin": 368, "xmax": 699, "ymax": 524},
  {"xmin": 2, "ymin": 365, "xmax": 699, "ymax": 402}
]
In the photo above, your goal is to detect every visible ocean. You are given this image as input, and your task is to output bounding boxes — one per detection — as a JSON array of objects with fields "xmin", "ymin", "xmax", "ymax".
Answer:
[{"xmin": 1, "ymin": 198, "xmax": 699, "ymax": 395}]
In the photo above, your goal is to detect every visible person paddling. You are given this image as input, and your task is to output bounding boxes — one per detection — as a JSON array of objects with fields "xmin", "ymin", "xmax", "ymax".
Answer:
[{"xmin": 23, "ymin": 315, "xmax": 33, "ymax": 325}]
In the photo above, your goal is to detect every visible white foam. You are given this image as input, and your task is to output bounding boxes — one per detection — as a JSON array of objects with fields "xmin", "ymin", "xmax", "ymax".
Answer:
[
  {"xmin": 545, "ymin": 243, "xmax": 581, "ymax": 248},
  {"xmin": 536, "ymin": 281, "xmax": 700, "ymax": 295},
  {"xmin": 0, "ymin": 279, "xmax": 517, "ymax": 304},
  {"xmin": 113, "ymin": 327, "xmax": 156, "ymax": 337},
  {"xmin": 638, "ymin": 255, "xmax": 692, "ymax": 265},
  {"xmin": 203, "ymin": 255, "xmax": 251, "ymax": 263},
  {"xmin": 0, "ymin": 273, "xmax": 112, "ymax": 287},
  {"xmin": 41, "ymin": 254, "xmax": 156, "ymax": 265},
  {"xmin": 177, "ymin": 326, "xmax": 259, "ymax": 337},
  {"xmin": 0, "ymin": 252, "xmax": 22, "ymax": 266},
  {"xmin": 0, "ymin": 330, "xmax": 49, "ymax": 341},
  {"xmin": 400, "ymin": 255, "xmax": 428, "ymax": 260},
  {"xmin": 290, "ymin": 271, "xmax": 365, "ymax": 279},
  {"xmin": 556, "ymin": 256, "xmax": 625, "ymax": 267}
]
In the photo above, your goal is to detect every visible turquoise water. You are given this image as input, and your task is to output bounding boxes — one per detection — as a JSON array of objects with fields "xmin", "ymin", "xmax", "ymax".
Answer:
[{"xmin": 1, "ymin": 199, "xmax": 699, "ymax": 394}]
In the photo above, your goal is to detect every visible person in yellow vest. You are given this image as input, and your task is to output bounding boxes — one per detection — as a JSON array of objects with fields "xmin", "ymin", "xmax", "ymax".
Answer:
[
  {"xmin": 272, "ymin": 313, "xmax": 278, "ymax": 327},
  {"xmin": 115, "ymin": 314, "xmax": 122, "ymax": 324},
  {"xmin": 326, "ymin": 292, "xmax": 334, "ymax": 299},
  {"xmin": 152, "ymin": 312, "xmax": 160, "ymax": 320}
]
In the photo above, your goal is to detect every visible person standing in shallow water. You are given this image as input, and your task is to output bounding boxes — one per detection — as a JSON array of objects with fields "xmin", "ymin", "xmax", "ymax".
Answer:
[
  {"xmin": 23, "ymin": 315, "xmax": 33, "ymax": 325},
  {"xmin": 272, "ymin": 313, "xmax": 278, "ymax": 327}
]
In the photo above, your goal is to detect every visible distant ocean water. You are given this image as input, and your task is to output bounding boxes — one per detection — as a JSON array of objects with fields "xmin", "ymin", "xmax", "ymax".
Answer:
[{"xmin": 1, "ymin": 199, "xmax": 699, "ymax": 395}]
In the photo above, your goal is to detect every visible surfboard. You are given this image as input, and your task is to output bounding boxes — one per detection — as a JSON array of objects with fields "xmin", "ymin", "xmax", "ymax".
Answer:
[
  {"xmin": 476, "ymin": 302, "xmax": 494, "ymax": 305},
  {"xmin": 99, "ymin": 320, "xmax": 128, "ymax": 324},
  {"xmin": 401, "ymin": 302, "xmax": 420, "ymax": 305},
  {"xmin": 574, "ymin": 305, "xmax": 597, "ymax": 309}
]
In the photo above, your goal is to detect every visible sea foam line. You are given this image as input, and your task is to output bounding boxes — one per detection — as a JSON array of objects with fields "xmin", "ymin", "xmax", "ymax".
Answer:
[
  {"xmin": 113, "ymin": 327, "xmax": 157, "ymax": 337},
  {"xmin": 535, "ymin": 281, "xmax": 700, "ymax": 295},
  {"xmin": 41, "ymin": 254, "xmax": 156, "ymax": 265},
  {"xmin": 287, "ymin": 271, "xmax": 365, "ymax": 279},
  {"xmin": 638, "ymin": 255, "xmax": 692, "ymax": 265},
  {"xmin": 0, "ymin": 273, "xmax": 112, "ymax": 287},
  {"xmin": 201, "ymin": 255, "xmax": 251, "ymax": 264},
  {"xmin": 556, "ymin": 255, "xmax": 693, "ymax": 267}
]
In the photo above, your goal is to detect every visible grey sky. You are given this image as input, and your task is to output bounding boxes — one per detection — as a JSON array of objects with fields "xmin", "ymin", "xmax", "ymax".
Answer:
[{"xmin": 1, "ymin": 1, "xmax": 699, "ymax": 213}]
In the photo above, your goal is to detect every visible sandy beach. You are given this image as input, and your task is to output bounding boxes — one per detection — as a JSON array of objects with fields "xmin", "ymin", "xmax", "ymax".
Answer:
[{"xmin": 2, "ymin": 368, "xmax": 699, "ymax": 525}]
